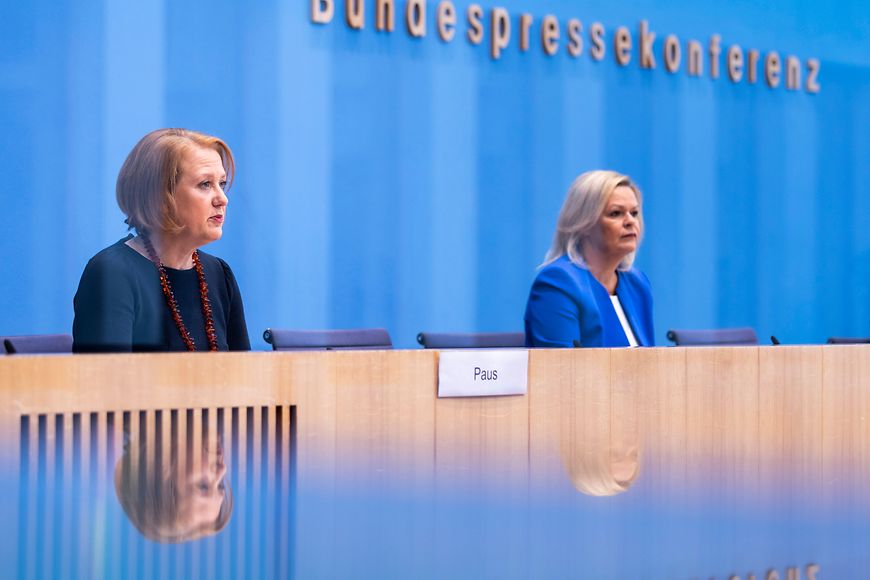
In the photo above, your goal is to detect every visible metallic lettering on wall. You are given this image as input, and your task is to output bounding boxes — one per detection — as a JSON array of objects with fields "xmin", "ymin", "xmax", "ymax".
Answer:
[{"xmin": 310, "ymin": 1, "xmax": 821, "ymax": 93}]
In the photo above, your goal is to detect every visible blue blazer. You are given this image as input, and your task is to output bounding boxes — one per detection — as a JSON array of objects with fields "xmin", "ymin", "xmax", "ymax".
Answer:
[{"xmin": 524, "ymin": 256, "xmax": 655, "ymax": 348}]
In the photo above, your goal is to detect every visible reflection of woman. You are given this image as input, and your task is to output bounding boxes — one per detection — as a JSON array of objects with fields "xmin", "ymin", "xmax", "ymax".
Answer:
[
  {"xmin": 525, "ymin": 170, "xmax": 654, "ymax": 348},
  {"xmin": 560, "ymin": 436, "xmax": 639, "ymax": 497},
  {"xmin": 73, "ymin": 128, "xmax": 250, "ymax": 352},
  {"xmin": 558, "ymin": 373, "xmax": 640, "ymax": 497},
  {"xmin": 115, "ymin": 430, "xmax": 233, "ymax": 543}
]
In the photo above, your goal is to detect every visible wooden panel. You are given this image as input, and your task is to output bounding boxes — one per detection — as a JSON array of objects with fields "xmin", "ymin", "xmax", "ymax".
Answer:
[
  {"xmin": 685, "ymin": 347, "xmax": 760, "ymax": 495},
  {"xmin": 335, "ymin": 350, "xmax": 435, "ymax": 488},
  {"xmin": 435, "ymin": 351, "xmax": 529, "ymax": 579},
  {"xmin": 332, "ymin": 350, "xmax": 436, "ymax": 577},
  {"xmin": 273, "ymin": 352, "xmax": 334, "ymax": 579},
  {"xmin": 684, "ymin": 346, "xmax": 760, "ymax": 569},
  {"xmin": 529, "ymin": 348, "xmax": 613, "ymax": 494},
  {"xmin": 0, "ymin": 352, "xmax": 283, "ymax": 415},
  {"xmin": 0, "ymin": 346, "xmax": 868, "ymax": 578},
  {"xmin": 822, "ymin": 345, "xmax": 870, "ymax": 504},
  {"xmin": 614, "ymin": 347, "xmax": 687, "ymax": 503},
  {"xmin": 758, "ymin": 346, "xmax": 823, "ymax": 498},
  {"xmin": 76, "ymin": 412, "xmax": 91, "ymax": 580},
  {"xmin": 436, "ymin": 378, "xmax": 528, "ymax": 494}
]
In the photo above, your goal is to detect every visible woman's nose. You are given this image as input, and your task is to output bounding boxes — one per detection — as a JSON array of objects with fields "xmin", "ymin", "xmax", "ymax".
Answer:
[
  {"xmin": 214, "ymin": 187, "xmax": 228, "ymax": 207},
  {"xmin": 214, "ymin": 460, "xmax": 227, "ymax": 481}
]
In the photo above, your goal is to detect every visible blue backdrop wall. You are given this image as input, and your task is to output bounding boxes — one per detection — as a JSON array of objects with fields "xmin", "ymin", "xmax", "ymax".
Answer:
[{"xmin": 1, "ymin": 0, "xmax": 868, "ymax": 348}]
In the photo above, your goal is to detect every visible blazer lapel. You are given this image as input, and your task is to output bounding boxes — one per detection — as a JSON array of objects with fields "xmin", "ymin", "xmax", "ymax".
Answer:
[{"xmin": 616, "ymin": 273, "xmax": 646, "ymax": 346}]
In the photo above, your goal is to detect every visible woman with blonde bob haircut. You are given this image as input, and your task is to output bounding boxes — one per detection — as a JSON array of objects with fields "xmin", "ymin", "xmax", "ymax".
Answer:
[
  {"xmin": 73, "ymin": 128, "xmax": 251, "ymax": 352},
  {"xmin": 115, "ymin": 422, "xmax": 233, "ymax": 543},
  {"xmin": 525, "ymin": 170, "xmax": 654, "ymax": 348}
]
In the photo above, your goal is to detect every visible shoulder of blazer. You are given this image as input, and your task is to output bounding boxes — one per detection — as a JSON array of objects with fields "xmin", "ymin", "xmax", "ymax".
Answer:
[{"xmin": 536, "ymin": 256, "xmax": 594, "ymax": 289}]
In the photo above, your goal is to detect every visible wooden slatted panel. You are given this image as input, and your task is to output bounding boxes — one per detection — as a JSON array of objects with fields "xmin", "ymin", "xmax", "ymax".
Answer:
[
  {"xmin": 92, "ymin": 412, "xmax": 107, "ymax": 577},
  {"xmin": 263, "ymin": 405, "xmax": 276, "ymax": 580},
  {"xmin": 58, "ymin": 412, "xmax": 74, "ymax": 580},
  {"xmin": 224, "ymin": 405, "xmax": 234, "ymax": 578},
  {"xmin": 40, "ymin": 413, "xmax": 55, "ymax": 580},
  {"xmin": 822, "ymin": 345, "xmax": 870, "ymax": 509},
  {"xmin": 23, "ymin": 415, "xmax": 39, "ymax": 580},
  {"xmin": 435, "ymin": 354, "xmax": 529, "ymax": 579},
  {"xmin": 528, "ymin": 349, "xmax": 612, "ymax": 574},
  {"xmin": 278, "ymin": 404, "xmax": 293, "ymax": 578},
  {"xmin": 76, "ymin": 412, "xmax": 91, "ymax": 580},
  {"xmin": 237, "ymin": 406, "xmax": 248, "ymax": 580},
  {"xmin": 685, "ymin": 347, "xmax": 760, "ymax": 570},
  {"xmin": 620, "ymin": 348, "xmax": 688, "ymax": 501},
  {"xmin": 1, "ymin": 347, "xmax": 867, "ymax": 578},
  {"xmin": 758, "ymin": 346, "xmax": 824, "ymax": 496}
]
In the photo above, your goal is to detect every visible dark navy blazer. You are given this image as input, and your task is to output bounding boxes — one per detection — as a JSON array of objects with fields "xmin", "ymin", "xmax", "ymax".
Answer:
[{"xmin": 524, "ymin": 255, "xmax": 655, "ymax": 348}]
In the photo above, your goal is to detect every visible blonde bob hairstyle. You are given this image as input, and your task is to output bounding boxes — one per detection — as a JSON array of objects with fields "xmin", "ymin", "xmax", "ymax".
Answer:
[
  {"xmin": 114, "ymin": 428, "xmax": 233, "ymax": 543},
  {"xmin": 543, "ymin": 170, "xmax": 643, "ymax": 270},
  {"xmin": 116, "ymin": 128, "xmax": 235, "ymax": 235},
  {"xmin": 558, "ymin": 377, "xmax": 640, "ymax": 497}
]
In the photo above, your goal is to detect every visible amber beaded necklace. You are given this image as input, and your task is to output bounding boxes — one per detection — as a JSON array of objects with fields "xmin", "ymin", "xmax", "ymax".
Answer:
[{"xmin": 140, "ymin": 234, "xmax": 219, "ymax": 352}]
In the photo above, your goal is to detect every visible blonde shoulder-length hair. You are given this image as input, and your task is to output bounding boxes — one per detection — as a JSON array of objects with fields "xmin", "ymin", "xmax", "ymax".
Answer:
[
  {"xmin": 543, "ymin": 170, "xmax": 644, "ymax": 270},
  {"xmin": 114, "ymin": 427, "xmax": 233, "ymax": 543}
]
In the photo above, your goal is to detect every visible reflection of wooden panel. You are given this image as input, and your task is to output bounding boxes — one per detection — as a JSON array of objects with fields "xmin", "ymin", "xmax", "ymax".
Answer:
[
  {"xmin": 23, "ymin": 415, "xmax": 38, "ymax": 580},
  {"xmin": 274, "ymin": 352, "xmax": 337, "ymax": 579},
  {"xmin": 754, "ymin": 346, "xmax": 825, "ymax": 566},
  {"xmin": 336, "ymin": 350, "xmax": 435, "ymax": 488},
  {"xmin": 59, "ymin": 412, "xmax": 73, "ymax": 580},
  {"xmin": 76, "ymin": 411, "xmax": 90, "ymax": 580},
  {"xmin": 126, "ymin": 410, "xmax": 139, "ymax": 578},
  {"xmin": 43, "ymin": 412, "xmax": 55, "ymax": 579},
  {"xmin": 626, "ymin": 348, "xmax": 687, "ymax": 497},
  {"xmin": 436, "ymin": 381, "xmax": 528, "ymax": 493},
  {"xmin": 685, "ymin": 347, "xmax": 760, "ymax": 570},
  {"xmin": 686, "ymin": 347, "xmax": 760, "ymax": 499},
  {"xmin": 1, "ymin": 346, "xmax": 870, "ymax": 577},
  {"xmin": 235, "ymin": 406, "xmax": 247, "ymax": 580},
  {"xmin": 435, "ymin": 351, "xmax": 529, "ymax": 579},
  {"xmin": 758, "ymin": 347, "xmax": 823, "ymax": 500},
  {"xmin": 94, "ymin": 412, "xmax": 108, "ymax": 577},
  {"xmin": 529, "ymin": 349, "xmax": 611, "ymax": 577},
  {"xmin": 529, "ymin": 348, "xmax": 611, "ymax": 493},
  {"xmin": 822, "ymin": 345, "xmax": 870, "ymax": 507},
  {"xmin": 218, "ymin": 407, "xmax": 232, "ymax": 580},
  {"xmin": 7, "ymin": 401, "xmax": 295, "ymax": 578},
  {"xmin": 331, "ymin": 351, "xmax": 436, "ymax": 576}
]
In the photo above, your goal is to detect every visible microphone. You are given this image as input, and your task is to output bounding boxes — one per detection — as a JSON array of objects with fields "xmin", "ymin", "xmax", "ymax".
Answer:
[
  {"xmin": 572, "ymin": 339, "xmax": 583, "ymax": 348},
  {"xmin": 770, "ymin": 335, "xmax": 780, "ymax": 345}
]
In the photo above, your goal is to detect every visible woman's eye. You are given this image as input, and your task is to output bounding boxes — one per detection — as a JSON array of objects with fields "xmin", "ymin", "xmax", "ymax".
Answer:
[
  {"xmin": 219, "ymin": 181, "xmax": 227, "ymax": 190},
  {"xmin": 199, "ymin": 181, "xmax": 210, "ymax": 190},
  {"xmin": 631, "ymin": 210, "xmax": 639, "ymax": 217},
  {"xmin": 609, "ymin": 211, "xmax": 621, "ymax": 217}
]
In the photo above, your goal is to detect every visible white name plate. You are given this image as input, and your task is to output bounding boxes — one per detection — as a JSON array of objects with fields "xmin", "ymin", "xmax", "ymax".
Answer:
[{"xmin": 437, "ymin": 350, "xmax": 529, "ymax": 398}]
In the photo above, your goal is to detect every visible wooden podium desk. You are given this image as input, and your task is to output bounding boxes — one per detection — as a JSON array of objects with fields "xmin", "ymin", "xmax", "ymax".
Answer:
[{"xmin": 0, "ymin": 346, "xmax": 868, "ymax": 579}]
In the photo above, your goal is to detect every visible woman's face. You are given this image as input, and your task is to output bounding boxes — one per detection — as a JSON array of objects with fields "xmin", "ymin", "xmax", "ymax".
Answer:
[
  {"xmin": 586, "ymin": 185, "xmax": 641, "ymax": 261},
  {"xmin": 172, "ymin": 146, "xmax": 228, "ymax": 248},
  {"xmin": 175, "ymin": 448, "xmax": 228, "ymax": 533}
]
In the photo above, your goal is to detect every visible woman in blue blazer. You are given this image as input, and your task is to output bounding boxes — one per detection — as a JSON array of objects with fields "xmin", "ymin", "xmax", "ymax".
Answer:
[{"xmin": 525, "ymin": 170, "xmax": 654, "ymax": 348}]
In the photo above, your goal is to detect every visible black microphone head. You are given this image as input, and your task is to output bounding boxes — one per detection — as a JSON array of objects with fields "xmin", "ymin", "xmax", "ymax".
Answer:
[
  {"xmin": 572, "ymin": 339, "xmax": 582, "ymax": 348},
  {"xmin": 770, "ymin": 335, "xmax": 780, "ymax": 345}
]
